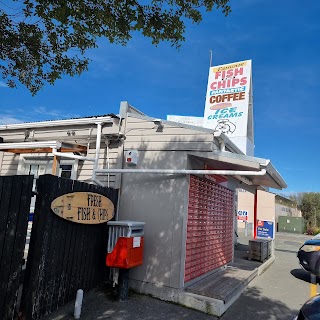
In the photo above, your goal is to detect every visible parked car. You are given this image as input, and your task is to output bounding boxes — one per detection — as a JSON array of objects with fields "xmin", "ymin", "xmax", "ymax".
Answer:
[
  {"xmin": 293, "ymin": 294, "xmax": 320, "ymax": 319},
  {"xmin": 297, "ymin": 238, "xmax": 320, "ymax": 275},
  {"xmin": 311, "ymin": 233, "xmax": 320, "ymax": 240}
]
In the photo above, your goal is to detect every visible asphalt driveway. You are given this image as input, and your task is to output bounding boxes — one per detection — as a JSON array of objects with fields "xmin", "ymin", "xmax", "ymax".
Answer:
[{"xmin": 221, "ymin": 232, "xmax": 313, "ymax": 320}]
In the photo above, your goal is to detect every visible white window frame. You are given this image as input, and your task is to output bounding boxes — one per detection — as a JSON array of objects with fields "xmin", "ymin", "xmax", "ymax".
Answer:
[{"xmin": 18, "ymin": 153, "xmax": 79, "ymax": 180}]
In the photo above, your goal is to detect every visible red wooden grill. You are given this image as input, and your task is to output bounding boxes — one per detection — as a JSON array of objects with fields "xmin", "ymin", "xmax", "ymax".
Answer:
[{"xmin": 184, "ymin": 175, "xmax": 234, "ymax": 283}]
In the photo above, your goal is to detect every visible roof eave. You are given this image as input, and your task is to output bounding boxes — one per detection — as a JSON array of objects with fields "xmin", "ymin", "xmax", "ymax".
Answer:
[
  {"xmin": 188, "ymin": 150, "xmax": 287, "ymax": 190},
  {"xmin": 0, "ymin": 116, "xmax": 115, "ymax": 131}
]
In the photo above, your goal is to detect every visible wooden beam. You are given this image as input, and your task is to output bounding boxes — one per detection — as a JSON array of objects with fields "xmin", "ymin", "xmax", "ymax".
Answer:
[
  {"xmin": 61, "ymin": 143, "xmax": 87, "ymax": 152},
  {"xmin": 52, "ymin": 155, "xmax": 60, "ymax": 176}
]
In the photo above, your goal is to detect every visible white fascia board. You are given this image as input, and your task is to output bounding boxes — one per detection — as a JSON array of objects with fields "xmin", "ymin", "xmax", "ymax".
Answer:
[
  {"xmin": 189, "ymin": 151, "xmax": 261, "ymax": 170},
  {"xmin": 190, "ymin": 150, "xmax": 287, "ymax": 189},
  {"xmin": 0, "ymin": 116, "xmax": 113, "ymax": 131},
  {"xmin": 210, "ymin": 150, "xmax": 287, "ymax": 188},
  {"xmin": 210, "ymin": 150, "xmax": 267, "ymax": 166},
  {"xmin": 0, "ymin": 141, "xmax": 62, "ymax": 150}
]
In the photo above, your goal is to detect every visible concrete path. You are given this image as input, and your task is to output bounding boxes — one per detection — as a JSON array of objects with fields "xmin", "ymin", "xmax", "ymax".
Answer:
[{"xmin": 221, "ymin": 232, "xmax": 313, "ymax": 320}]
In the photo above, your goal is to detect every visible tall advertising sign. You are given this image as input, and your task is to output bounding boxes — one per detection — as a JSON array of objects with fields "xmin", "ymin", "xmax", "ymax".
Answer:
[{"xmin": 203, "ymin": 60, "xmax": 253, "ymax": 155}]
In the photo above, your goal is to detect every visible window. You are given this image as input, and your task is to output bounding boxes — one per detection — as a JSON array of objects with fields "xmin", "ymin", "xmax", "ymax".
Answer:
[
  {"xmin": 28, "ymin": 164, "xmax": 48, "ymax": 191},
  {"xmin": 19, "ymin": 155, "xmax": 78, "ymax": 214},
  {"xmin": 21, "ymin": 158, "xmax": 78, "ymax": 191},
  {"xmin": 59, "ymin": 165, "xmax": 73, "ymax": 179}
]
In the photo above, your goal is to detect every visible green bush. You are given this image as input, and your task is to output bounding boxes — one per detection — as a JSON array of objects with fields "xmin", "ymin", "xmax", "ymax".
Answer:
[{"xmin": 306, "ymin": 227, "xmax": 320, "ymax": 235}]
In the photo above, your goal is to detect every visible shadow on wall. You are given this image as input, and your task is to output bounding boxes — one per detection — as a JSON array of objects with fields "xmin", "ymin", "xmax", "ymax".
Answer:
[
  {"xmin": 220, "ymin": 286, "xmax": 298, "ymax": 320},
  {"xmin": 119, "ymin": 146, "xmax": 186, "ymax": 287},
  {"xmin": 114, "ymin": 134, "xmax": 230, "ymax": 288}
]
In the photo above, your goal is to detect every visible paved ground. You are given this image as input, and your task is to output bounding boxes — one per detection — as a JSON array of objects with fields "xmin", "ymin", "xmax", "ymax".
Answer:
[
  {"xmin": 221, "ymin": 232, "xmax": 313, "ymax": 320},
  {"xmin": 45, "ymin": 232, "xmax": 314, "ymax": 320},
  {"xmin": 44, "ymin": 286, "xmax": 217, "ymax": 320}
]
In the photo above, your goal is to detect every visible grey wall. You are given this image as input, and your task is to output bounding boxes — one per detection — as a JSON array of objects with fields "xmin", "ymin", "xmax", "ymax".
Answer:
[{"xmin": 118, "ymin": 150, "xmax": 189, "ymax": 289}]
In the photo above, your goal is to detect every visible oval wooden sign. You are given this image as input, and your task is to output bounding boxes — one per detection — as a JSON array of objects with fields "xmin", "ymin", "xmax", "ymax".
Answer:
[{"xmin": 51, "ymin": 192, "xmax": 114, "ymax": 224}]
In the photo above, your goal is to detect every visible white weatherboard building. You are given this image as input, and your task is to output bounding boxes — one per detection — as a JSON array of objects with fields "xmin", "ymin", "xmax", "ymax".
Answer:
[{"xmin": 0, "ymin": 101, "xmax": 286, "ymax": 315}]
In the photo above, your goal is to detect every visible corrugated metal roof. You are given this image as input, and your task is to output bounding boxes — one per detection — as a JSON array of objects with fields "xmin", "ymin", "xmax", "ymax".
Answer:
[{"xmin": 23, "ymin": 113, "xmax": 119, "ymax": 124}]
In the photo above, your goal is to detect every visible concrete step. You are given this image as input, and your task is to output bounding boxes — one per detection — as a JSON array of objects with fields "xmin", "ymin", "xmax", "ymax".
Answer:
[{"xmin": 186, "ymin": 266, "xmax": 258, "ymax": 304}]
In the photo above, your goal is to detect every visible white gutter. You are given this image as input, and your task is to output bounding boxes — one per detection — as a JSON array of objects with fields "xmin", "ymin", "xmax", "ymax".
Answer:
[
  {"xmin": 52, "ymin": 149, "xmax": 95, "ymax": 162},
  {"xmin": 93, "ymin": 122, "xmax": 102, "ymax": 171},
  {"xmin": 0, "ymin": 141, "xmax": 62, "ymax": 150},
  {"xmin": 106, "ymin": 139, "xmax": 110, "ymax": 188},
  {"xmin": 92, "ymin": 122, "xmax": 105, "ymax": 186},
  {"xmin": 95, "ymin": 168, "xmax": 267, "ymax": 176},
  {"xmin": 0, "ymin": 116, "xmax": 113, "ymax": 130}
]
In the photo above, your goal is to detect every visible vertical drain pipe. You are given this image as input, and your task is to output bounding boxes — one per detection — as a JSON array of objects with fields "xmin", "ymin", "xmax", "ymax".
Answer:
[
  {"xmin": 93, "ymin": 122, "xmax": 102, "ymax": 172},
  {"xmin": 254, "ymin": 189, "xmax": 258, "ymax": 239},
  {"xmin": 92, "ymin": 122, "xmax": 104, "ymax": 186},
  {"xmin": 106, "ymin": 138, "xmax": 110, "ymax": 188}
]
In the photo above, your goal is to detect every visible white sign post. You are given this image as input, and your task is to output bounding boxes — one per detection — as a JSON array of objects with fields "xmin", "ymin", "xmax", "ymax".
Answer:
[{"xmin": 238, "ymin": 210, "xmax": 248, "ymax": 236}]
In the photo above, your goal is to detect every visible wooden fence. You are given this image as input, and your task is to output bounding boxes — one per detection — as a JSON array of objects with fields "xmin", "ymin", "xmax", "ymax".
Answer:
[
  {"xmin": 20, "ymin": 175, "xmax": 118, "ymax": 319},
  {"xmin": 0, "ymin": 176, "xmax": 33, "ymax": 320}
]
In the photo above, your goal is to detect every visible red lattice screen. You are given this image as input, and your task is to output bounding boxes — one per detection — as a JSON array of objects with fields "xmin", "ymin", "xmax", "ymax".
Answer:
[{"xmin": 184, "ymin": 175, "xmax": 234, "ymax": 283}]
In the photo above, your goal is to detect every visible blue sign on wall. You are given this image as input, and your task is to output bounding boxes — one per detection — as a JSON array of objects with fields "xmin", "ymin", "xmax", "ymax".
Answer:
[
  {"xmin": 237, "ymin": 210, "xmax": 248, "ymax": 221},
  {"xmin": 257, "ymin": 220, "xmax": 274, "ymax": 239}
]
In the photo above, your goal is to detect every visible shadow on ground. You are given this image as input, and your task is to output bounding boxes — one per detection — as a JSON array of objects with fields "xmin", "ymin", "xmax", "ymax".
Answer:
[
  {"xmin": 44, "ymin": 280, "xmax": 298, "ymax": 320},
  {"xmin": 291, "ymin": 268, "xmax": 320, "ymax": 284},
  {"xmin": 43, "ymin": 283, "xmax": 217, "ymax": 320},
  {"xmin": 220, "ymin": 286, "xmax": 298, "ymax": 320},
  {"xmin": 235, "ymin": 243, "xmax": 249, "ymax": 252},
  {"xmin": 232, "ymin": 243, "xmax": 262, "ymax": 271}
]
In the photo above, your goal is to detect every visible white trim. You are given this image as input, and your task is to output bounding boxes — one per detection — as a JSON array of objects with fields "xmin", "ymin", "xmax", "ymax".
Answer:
[
  {"xmin": 17, "ymin": 154, "xmax": 26, "ymax": 175},
  {"xmin": 18, "ymin": 154, "xmax": 79, "ymax": 179},
  {"xmin": 71, "ymin": 159, "xmax": 79, "ymax": 180},
  {"xmin": 214, "ymin": 132, "xmax": 244, "ymax": 155},
  {"xmin": 0, "ymin": 116, "xmax": 113, "ymax": 130},
  {"xmin": 0, "ymin": 141, "xmax": 61, "ymax": 150},
  {"xmin": 189, "ymin": 151, "xmax": 286, "ymax": 189}
]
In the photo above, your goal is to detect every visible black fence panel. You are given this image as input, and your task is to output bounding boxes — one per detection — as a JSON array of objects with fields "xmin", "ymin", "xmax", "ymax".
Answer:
[
  {"xmin": 0, "ymin": 175, "xmax": 33, "ymax": 320},
  {"xmin": 20, "ymin": 175, "xmax": 118, "ymax": 320}
]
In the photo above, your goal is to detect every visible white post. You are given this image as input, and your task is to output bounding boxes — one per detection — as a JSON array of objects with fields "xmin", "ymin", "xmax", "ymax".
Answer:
[
  {"xmin": 74, "ymin": 289, "xmax": 84, "ymax": 319},
  {"xmin": 244, "ymin": 221, "xmax": 248, "ymax": 237}
]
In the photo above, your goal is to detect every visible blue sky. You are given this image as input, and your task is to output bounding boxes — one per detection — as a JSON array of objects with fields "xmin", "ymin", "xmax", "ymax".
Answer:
[{"xmin": 1, "ymin": 0, "xmax": 320, "ymax": 194}]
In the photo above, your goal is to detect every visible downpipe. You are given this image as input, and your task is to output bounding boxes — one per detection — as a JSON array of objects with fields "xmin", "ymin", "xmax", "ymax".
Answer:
[{"xmin": 52, "ymin": 122, "xmax": 105, "ymax": 187}]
